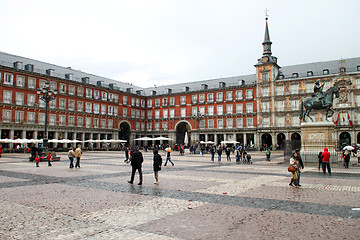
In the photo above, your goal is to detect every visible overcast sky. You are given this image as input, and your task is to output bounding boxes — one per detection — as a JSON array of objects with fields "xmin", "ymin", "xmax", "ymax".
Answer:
[{"xmin": 0, "ymin": 0, "xmax": 358, "ymax": 88}]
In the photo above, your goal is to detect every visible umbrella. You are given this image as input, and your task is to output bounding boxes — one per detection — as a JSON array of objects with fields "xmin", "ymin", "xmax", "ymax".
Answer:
[
  {"xmin": 200, "ymin": 141, "xmax": 215, "ymax": 144},
  {"xmin": 153, "ymin": 136, "xmax": 172, "ymax": 141},
  {"xmin": 135, "ymin": 137, "xmax": 153, "ymax": 141},
  {"xmin": 165, "ymin": 147, "xmax": 172, "ymax": 152},
  {"xmin": 343, "ymin": 146, "xmax": 354, "ymax": 151},
  {"xmin": 184, "ymin": 132, "xmax": 188, "ymax": 145}
]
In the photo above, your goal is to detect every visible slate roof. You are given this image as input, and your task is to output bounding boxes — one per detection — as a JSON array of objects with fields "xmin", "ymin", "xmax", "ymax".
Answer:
[{"xmin": 0, "ymin": 51, "xmax": 359, "ymax": 96}]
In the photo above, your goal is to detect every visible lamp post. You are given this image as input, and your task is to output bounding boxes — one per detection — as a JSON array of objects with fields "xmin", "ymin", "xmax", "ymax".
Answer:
[
  {"xmin": 37, "ymin": 82, "xmax": 58, "ymax": 154},
  {"xmin": 194, "ymin": 111, "xmax": 204, "ymax": 152}
]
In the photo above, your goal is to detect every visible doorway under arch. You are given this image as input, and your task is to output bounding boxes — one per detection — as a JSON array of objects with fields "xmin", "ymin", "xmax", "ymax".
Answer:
[
  {"xmin": 176, "ymin": 121, "xmax": 191, "ymax": 145},
  {"xmin": 261, "ymin": 133, "xmax": 272, "ymax": 150},
  {"xmin": 277, "ymin": 133, "xmax": 286, "ymax": 150},
  {"xmin": 339, "ymin": 132, "xmax": 351, "ymax": 147},
  {"xmin": 119, "ymin": 122, "xmax": 131, "ymax": 146}
]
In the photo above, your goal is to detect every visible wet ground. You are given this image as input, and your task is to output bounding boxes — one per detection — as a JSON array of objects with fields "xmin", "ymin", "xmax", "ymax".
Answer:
[{"xmin": 0, "ymin": 150, "xmax": 359, "ymax": 239}]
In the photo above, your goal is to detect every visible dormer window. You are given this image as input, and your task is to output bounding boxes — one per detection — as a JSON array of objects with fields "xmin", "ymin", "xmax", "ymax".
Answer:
[
  {"xmin": 25, "ymin": 64, "xmax": 34, "ymax": 72},
  {"xmin": 152, "ymin": 90, "xmax": 156, "ymax": 96},
  {"xmin": 184, "ymin": 86, "xmax": 189, "ymax": 92},
  {"xmin": 167, "ymin": 88, "xmax": 172, "ymax": 94},
  {"xmin": 13, "ymin": 61, "xmax": 23, "ymax": 70},
  {"xmin": 307, "ymin": 71, "xmax": 313, "ymax": 77},
  {"xmin": 278, "ymin": 74, "xmax": 285, "ymax": 79},
  {"xmin": 323, "ymin": 69, "xmax": 329, "ymax": 75},
  {"xmin": 219, "ymin": 82, "xmax": 226, "ymax": 88},
  {"xmin": 292, "ymin": 73, "xmax": 299, "ymax": 78},
  {"xmin": 65, "ymin": 73, "xmax": 73, "ymax": 80},
  {"xmin": 340, "ymin": 67, "xmax": 346, "ymax": 73},
  {"xmin": 46, "ymin": 69, "xmax": 55, "ymax": 76},
  {"xmin": 201, "ymin": 84, "xmax": 208, "ymax": 90},
  {"xmin": 357, "ymin": 65, "xmax": 360, "ymax": 71},
  {"xmin": 126, "ymin": 88, "xmax": 133, "ymax": 93},
  {"xmin": 82, "ymin": 77, "xmax": 90, "ymax": 84}
]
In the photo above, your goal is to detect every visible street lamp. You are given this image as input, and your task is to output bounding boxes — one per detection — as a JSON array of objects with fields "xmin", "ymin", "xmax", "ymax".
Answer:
[
  {"xmin": 194, "ymin": 110, "xmax": 204, "ymax": 151},
  {"xmin": 37, "ymin": 82, "xmax": 58, "ymax": 154}
]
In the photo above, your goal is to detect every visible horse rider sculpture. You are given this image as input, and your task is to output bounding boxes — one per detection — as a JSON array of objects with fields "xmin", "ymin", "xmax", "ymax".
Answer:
[{"xmin": 313, "ymin": 81, "xmax": 325, "ymax": 107}]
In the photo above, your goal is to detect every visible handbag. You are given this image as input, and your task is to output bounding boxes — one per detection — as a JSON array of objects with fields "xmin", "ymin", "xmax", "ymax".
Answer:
[{"xmin": 288, "ymin": 165, "xmax": 296, "ymax": 172}]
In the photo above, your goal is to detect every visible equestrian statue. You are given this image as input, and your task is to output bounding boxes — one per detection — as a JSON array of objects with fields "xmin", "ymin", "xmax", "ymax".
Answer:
[{"xmin": 300, "ymin": 81, "xmax": 340, "ymax": 122}]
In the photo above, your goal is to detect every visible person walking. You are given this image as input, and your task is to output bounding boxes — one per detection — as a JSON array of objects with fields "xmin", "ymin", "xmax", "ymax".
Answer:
[
  {"xmin": 30, "ymin": 144, "xmax": 37, "ymax": 162},
  {"xmin": 47, "ymin": 152, "xmax": 53, "ymax": 167},
  {"xmin": 68, "ymin": 147, "xmax": 75, "ymax": 168},
  {"xmin": 289, "ymin": 152, "xmax": 299, "ymax": 187},
  {"xmin": 295, "ymin": 149, "xmax": 304, "ymax": 186},
  {"xmin": 35, "ymin": 155, "xmax": 40, "ymax": 167},
  {"xmin": 343, "ymin": 149, "xmax": 350, "ymax": 168},
  {"xmin": 210, "ymin": 146, "xmax": 215, "ymax": 162},
  {"xmin": 74, "ymin": 145, "xmax": 82, "ymax": 168},
  {"xmin": 153, "ymin": 149, "xmax": 162, "ymax": 184},
  {"xmin": 124, "ymin": 147, "xmax": 130, "ymax": 163},
  {"xmin": 164, "ymin": 149, "xmax": 174, "ymax": 166},
  {"xmin": 265, "ymin": 148, "xmax": 271, "ymax": 161},
  {"xmin": 226, "ymin": 147, "xmax": 231, "ymax": 161},
  {"xmin": 235, "ymin": 147, "xmax": 240, "ymax": 163},
  {"xmin": 217, "ymin": 146, "xmax": 222, "ymax": 162},
  {"xmin": 317, "ymin": 151, "xmax": 323, "ymax": 171},
  {"xmin": 128, "ymin": 146, "xmax": 144, "ymax": 185},
  {"xmin": 321, "ymin": 147, "xmax": 331, "ymax": 175}
]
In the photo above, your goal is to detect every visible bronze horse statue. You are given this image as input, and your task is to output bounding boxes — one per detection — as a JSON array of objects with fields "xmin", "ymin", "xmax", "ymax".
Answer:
[{"xmin": 300, "ymin": 85, "xmax": 340, "ymax": 122}]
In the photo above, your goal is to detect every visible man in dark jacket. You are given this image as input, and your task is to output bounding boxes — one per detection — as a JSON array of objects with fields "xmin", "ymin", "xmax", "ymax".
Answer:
[
  {"xmin": 128, "ymin": 146, "xmax": 144, "ymax": 185},
  {"xmin": 153, "ymin": 149, "xmax": 162, "ymax": 184}
]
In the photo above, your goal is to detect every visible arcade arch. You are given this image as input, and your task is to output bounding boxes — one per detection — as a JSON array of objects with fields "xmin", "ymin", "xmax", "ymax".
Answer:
[
  {"xmin": 261, "ymin": 133, "xmax": 272, "ymax": 150},
  {"xmin": 175, "ymin": 121, "xmax": 192, "ymax": 145},
  {"xmin": 339, "ymin": 132, "xmax": 351, "ymax": 147},
  {"xmin": 119, "ymin": 121, "xmax": 131, "ymax": 146}
]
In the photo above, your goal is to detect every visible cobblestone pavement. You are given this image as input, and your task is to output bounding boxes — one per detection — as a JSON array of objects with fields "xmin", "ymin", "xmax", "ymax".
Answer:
[{"xmin": 0, "ymin": 150, "xmax": 359, "ymax": 240}]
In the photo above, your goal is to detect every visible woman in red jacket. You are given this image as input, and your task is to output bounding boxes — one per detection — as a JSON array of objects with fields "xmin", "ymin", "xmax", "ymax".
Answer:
[{"xmin": 321, "ymin": 147, "xmax": 331, "ymax": 175}]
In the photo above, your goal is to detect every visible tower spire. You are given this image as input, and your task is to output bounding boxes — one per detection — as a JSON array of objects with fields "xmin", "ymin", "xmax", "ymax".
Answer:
[{"xmin": 262, "ymin": 13, "xmax": 272, "ymax": 56}]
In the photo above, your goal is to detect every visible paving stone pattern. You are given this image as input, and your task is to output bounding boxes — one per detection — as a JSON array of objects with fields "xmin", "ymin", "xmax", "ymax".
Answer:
[{"xmin": 0, "ymin": 151, "xmax": 359, "ymax": 239}]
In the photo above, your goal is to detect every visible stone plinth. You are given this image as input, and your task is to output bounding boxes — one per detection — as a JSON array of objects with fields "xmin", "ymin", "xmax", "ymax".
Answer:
[{"xmin": 300, "ymin": 122, "xmax": 338, "ymax": 163}]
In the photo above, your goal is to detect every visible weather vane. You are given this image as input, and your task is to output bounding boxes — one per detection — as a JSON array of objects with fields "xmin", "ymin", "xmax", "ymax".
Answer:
[{"xmin": 265, "ymin": 9, "xmax": 269, "ymax": 20}]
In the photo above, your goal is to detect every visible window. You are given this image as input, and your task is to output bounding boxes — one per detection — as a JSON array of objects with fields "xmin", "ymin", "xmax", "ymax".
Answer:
[
  {"xmin": 226, "ymin": 118, "xmax": 233, "ymax": 128},
  {"xmin": 77, "ymin": 87, "xmax": 84, "ymax": 97},
  {"xmin": 170, "ymin": 97, "xmax": 175, "ymax": 106},
  {"xmin": 236, "ymin": 104, "xmax": 243, "ymax": 113},
  {"xmin": 236, "ymin": 90, "xmax": 243, "ymax": 100},
  {"xmin": 59, "ymin": 115, "xmax": 66, "ymax": 125},
  {"xmin": 38, "ymin": 113, "xmax": 45, "ymax": 124},
  {"xmin": 131, "ymin": 98, "xmax": 135, "ymax": 106},
  {"xmin": 2, "ymin": 110, "xmax": 11, "ymax": 122},
  {"xmin": 108, "ymin": 106, "xmax": 114, "ymax": 115},
  {"xmin": 163, "ymin": 109, "xmax": 168, "ymax": 119},
  {"xmin": 101, "ymin": 119, "xmax": 106, "ymax": 128},
  {"xmin": 170, "ymin": 109, "xmax": 175, "ymax": 118},
  {"xmin": 59, "ymin": 99, "xmax": 66, "ymax": 109},
  {"xmin": 136, "ymin": 122, "xmax": 140, "ymax": 130},
  {"xmin": 94, "ymin": 103, "xmax": 100, "ymax": 114},
  {"xmin": 114, "ymin": 107, "xmax": 118, "ymax": 116},
  {"xmin": 192, "ymin": 95, "xmax": 197, "ymax": 104},
  {"xmin": 86, "ymin": 117, "xmax": 92, "ymax": 128},
  {"xmin": 123, "ymin": 96, "xmax": 128, "ymax": 105},
  {"xmin": 69, "ymin": 85, "xmax": 75, "ymax": 95},
  {"xmin": 276, "ymin": 116, "xmax": 285, "ymax": 126},
  {"xmin": 93, "ymin": 118, "xmax": 99, "ymax": 128},
  {"xmin": 68, "ymin": 116, "xmax": 75, "ymax": 126},
  {"xmin": 147, "ymin": 122, "xmax": 152, "ymax": 131},
  {"xmin": 16, "ymin": 92, "xmax": 24, "ymax": 105},
  {"xmin": 208, "ymin": 106, "xmax": 214, "ymax": 116},
  {"xmin": 181, "ymin": 108, "xmax": 186, "ymax": 117},
  {"xmin": 101, "ymin": 91, "xmax": 107, "ymax": 101},
  {"xmin": 108, "ymin": 119, "xmax": 113, "ymax": 129},
  {"xmin": 305, "ymin": 83, "xmax": 313, "ymax": 93},
  {"xmin": 49, "ymin": 114, "xmax": 56, "ymax": 126},
  {"xmin": 226, "ymin": 91, "xmax": 233, "ymax": 101},
  {"xmin": 217, "ymin": 119, "xmax": 223, "ymax": 129},
  {"xmin": 155, "ymin": 99, "xmax": 160, "ymax": 107},
  {"xmin": 113, "ymin": 94, "xmax": 119, "ymax": 103},
  {"xmin": 261, "ymin": 72, "xmax": 269, "ymax": 81},
  {"xmin": 162, "ymin": 98, "xmax": 168, "ymax": 107},
  {"xmin": 216, "ymin": 92, "xmax": 223, "ymax": 102},
  {"xmin": 28, "ymin": 77, "xmax": 36, "ymax": 89},
  {"xmin": 180, "ymin": 96, "xmax": 186, "ymax": 105},
  {"xmin": 39, "ymin": 79, "xmax": 47, "ymax": 88},
  {"xmin": 155, "ymin": 110, "xmax": 160, "ymax": 119},
  {"xmin": 261, "ymin": 87, "xmax": 269, "ymax": 97},
  {"xmin": 199, "ymin": 94, "xmax": 205, "ymax": 103},
  {"xmin": 101, "ymin": 104, "xmax": 106, "ymax": 115},
  {"xmin": 292, "ymin": 116, "xmax": 300, "ymax": 126},
  {"xmin": 290, "ymin": 84, "xmax": 299, "ymax": 94},
  {"xmin": 246, "ymin": 118, "xmax": 253, "ymax": 127},
  {"xmin": 323, "ymin": 69, "xmax": 329, "ymax": 75},
  {"xmin": 141, "ymin": 99, "xmax": 145, "ymax": 107},
  {"xmin": 207, "ymin": 93, "xmax": 214, "ymax": 103},
  {"xmin": 15, "ymin": 111, "xmax": 24, "ymax": 123},
  {"xmin": 163, "ymin": 122, "xmax": 168, "ymax": 130},
  {"xmin": 147, "ymin": 99, "xmax": 152, "ymax": 107},
  {"xmin": 60, "ymin": 83, "xmax": 66, "ymax": 94},
  {"xmin": 199, "ymin": 120, "xmax": 205, "ymax": 129},
  {"xmin": 94, "ymin": 90, "xmax": 100, "ymax": 100},
  {"xmin": 263, "ymin": 117, "xmax": 270, "ymax": 127},
  {"xmin": 276, "ymin": 100, "xmax": 284, "ymax": 111},
  {"xmin": 86, "ymin": 88, "xmax": 92, "ymax": 98},
  {"xmin": 192, "ymin": 107, "xmax": 197, "ymax": 116},
  {"xmin": 147, "ymin": 110, "xmax": 152, "ymax": 119},
  {"xmin": 217, "ymin": 105, "xmax": 223, "ymax": 115},
  {"xmin": 27, "ymin": 112, "xmax": 35, "ymax": 124},
  {"xmin": 307, "ymin": 71, "xmax": 313, "ymax": 77},
  {"xmin": 246, "ymin": 103, "xmax": 253, "ymax": 113},
  {"xmin": 236, "ymin": 118, "xmax": 243, "ymax": 128},
  {"xmin": 68, "ymin": 100, "xmax": 75, "ymax": 111},
  {"xmin": 16, "ymin": 75, "xmax": 25, "ymax": 87},
  {"xmin": 49, "ymin": 99, "xmax": 56, "ymax": 109},
  {"xmin": 85, "ymin": 102, "xmax": 92, "ymax": 113},
  {"xmin": 155, "ymin": 122, "xmax": 160, "ymax": 131},
  {"xmin": 3, "ymin": 90, "xmax": 12, "ymax": 103},
  {"xmin": 4, "ymin": 73, "xmax": 13, "ymax": 85},
  {"xmin": 199, "ymin": 106, "xmax": 205, "ymax": 115},
  {"xmin": 291, "ymin": 100, "xmax": 299, "ymax": 111},
  {"xmin": 77, "ymin": 117, "xmax": 83, "ymax": 127},
  {"xmin": 245, "ymin": 90, "xmax": 253, "ymax": 99},
  {"xmin": 123, "ymin": 108, "xmax": 127, "ymax": 117},
  {"xmin": 39, "ymin": 99, "xmax": 45, "ymax": 108},
  {"xmin": 50, "ymin": 81, "xmax": 57, "ymax": 90},
  {"xmin": 141, "ymin": 122, "xmax": 145, "ymax": 131},
  {"xmin": 141, "ymin": 110, "xmax": 145, "ymax": 119},
  {"xmin": 226, "ymin": 104, "xmax": 233, "ymax": 114},
  {"xmin": 208, "ymin": 119, "xmax": 214, "ymax": 129},
  {"xmin": 262, "ymin": 101, "xmax": 270, "ymax": 112}
]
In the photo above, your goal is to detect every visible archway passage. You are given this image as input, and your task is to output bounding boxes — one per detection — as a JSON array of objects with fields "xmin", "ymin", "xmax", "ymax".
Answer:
[
  {"xmin": 357, "ymin": 132, "xmax": 360, "ymax": 144},
  {"xmin": 277, "ymin": 133, "xmax": 286, "ymax": 150},
  {"xmin": 339, "ymin": 132, "xmax": 351, "ymax": 147},
  {"xmin": 176, "ymin": 122, "xmax": 191, "ymax": 145},
  {"xmin": 119, "ymin": 122, "xmax": 131, "ymax": 146},
  {"xmin": 291, "ymin": 132, "xmax": 301, "ymax": 150},
  {"xmin": 261, "ymin": 133, "xmax": 272, "ymax": 150}
]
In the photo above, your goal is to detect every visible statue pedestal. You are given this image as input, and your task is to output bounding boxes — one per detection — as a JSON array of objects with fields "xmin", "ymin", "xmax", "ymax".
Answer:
[{"xmin": 300, "ymin": 122, "xmax": 338, "ymax": 163}]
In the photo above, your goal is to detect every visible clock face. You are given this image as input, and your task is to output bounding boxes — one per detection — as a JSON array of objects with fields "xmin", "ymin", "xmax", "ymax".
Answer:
[{"xmin": 262, "ymin": 56, "xmax": 269, "ymax": 63}]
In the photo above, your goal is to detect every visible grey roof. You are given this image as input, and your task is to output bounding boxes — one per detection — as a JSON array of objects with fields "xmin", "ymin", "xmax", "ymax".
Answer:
[{"xmin": 1, "ymin": 51, "xmax": 359, "ymax": 96}]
